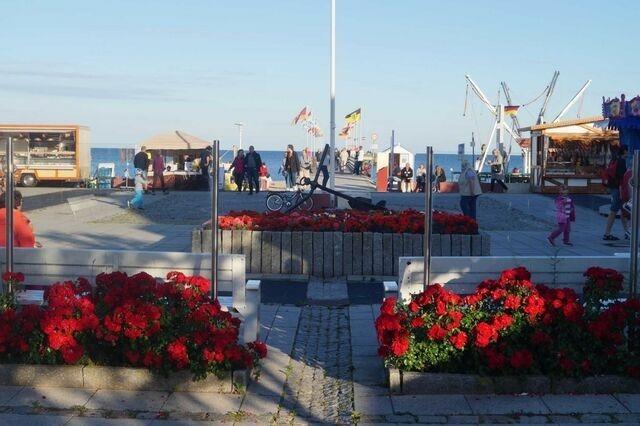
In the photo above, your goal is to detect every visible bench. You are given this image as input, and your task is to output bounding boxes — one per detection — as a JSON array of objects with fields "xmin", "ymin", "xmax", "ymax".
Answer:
[
  {"xmin": 396, "ymin": 256, "xmax": 630, "ymax": 301},
  {"xmin": 3, "ymin": 248, "xmax": 260, "ymax": 343}
]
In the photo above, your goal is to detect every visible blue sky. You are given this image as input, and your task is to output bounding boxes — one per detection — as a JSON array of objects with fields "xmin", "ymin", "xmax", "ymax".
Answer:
[{"xmin": 0, "ymin": 0, "xmax": 636, "ymax": 154}]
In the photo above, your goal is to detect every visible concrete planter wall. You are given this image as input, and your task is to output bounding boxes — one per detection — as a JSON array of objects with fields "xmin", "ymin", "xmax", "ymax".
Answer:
[
  {"xmin": 388, "ymin": 369, "xmax": 640, "ymax": 395},
  {"xmin": 0, "ymin": 364, "xmax": 248, "ymax": 393},
  {"xmin": 192, "ymin": 229, "xmax": 490, "ymax": 277}
]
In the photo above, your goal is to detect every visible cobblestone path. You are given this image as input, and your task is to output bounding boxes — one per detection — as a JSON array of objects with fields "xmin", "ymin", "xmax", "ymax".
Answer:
[{"xmin": 277, "ymin": 305, "xmax": 354, "ymax": 424}]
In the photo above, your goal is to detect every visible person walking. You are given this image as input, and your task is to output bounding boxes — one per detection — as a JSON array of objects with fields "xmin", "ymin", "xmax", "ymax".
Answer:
[
  {"xmin": 133, "ymin": 145, "xmax": 150, "ymax": 193},
  {"xmin": 151, "ymin": 151, "xmax": 168, "ymax": 195},
  {"xmin": 353, "ymin": 146, "xmax": 364, "ymax": 175},
  {"xmin": 200, "ymin": 145, "xmax": 212, "ymax": 191},
  {"xmin": 284, "ymin": 144, "xmax": 301, "ymax": 191},
  {"xmin": 259, "ymin": 162, "xmax": 270, "ymax": 191},
  {"xmin": 244, "ymin": 145, "xmax": 262, "ymax": 195},
  {"xmin": 458, "ymin": 160, "xmax": 482, "ymax": 220},
  {"xmin": 603, "ymin": 144, "xmax": 629, "ymax": 241},
  {"xmin": 399, "ymin": 162, "xmax": 414, "ymax": 193},
  {"xmin": 547, "ymin": 185, "xmax": 576, "ymax": 246},
  {"xmin": 229, "ymin": 149, "xmax": 246, "ymax": 192},
  {"xmin": 319, "ymin": 151, "xmax": 330, "ymax": 187},
  {"xmin": 299, "ymin": 147, "xmax": 313, "ymax": 184},
  {"xmin": 128, "ymin": 169, "xmax": 145, "ymax": 210},
  {"xmin": 488, "ymin": 148, "xmax": 508, "ymax": 192}
]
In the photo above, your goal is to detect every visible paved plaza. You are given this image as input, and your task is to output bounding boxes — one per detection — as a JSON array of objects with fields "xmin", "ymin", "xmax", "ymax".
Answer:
[{"xmin": 0, "ymin": 181, "xmax": 637, "ymax": 424}]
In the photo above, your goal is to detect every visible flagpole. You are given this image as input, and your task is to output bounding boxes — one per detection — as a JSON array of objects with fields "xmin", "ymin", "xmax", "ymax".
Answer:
[{"xmin": 329, "ymin": 0, "xmax": 336, "ymax": 195}]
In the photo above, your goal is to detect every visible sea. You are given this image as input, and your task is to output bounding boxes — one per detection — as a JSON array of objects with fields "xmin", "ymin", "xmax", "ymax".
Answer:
[{"xmin": 90, "ymin": 148, "xmax": 524, "ymax": 183}]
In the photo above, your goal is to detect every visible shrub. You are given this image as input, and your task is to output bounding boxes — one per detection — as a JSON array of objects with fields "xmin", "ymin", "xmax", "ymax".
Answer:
[
  {"xmin": 376, "ymin": 267, "xmax": 640, "ymax": 378},
  {"xmin": 0, "ymin": 271, "xmax": 267, "ymax": 381},
  {"xmin": 207, "ymin": 209, "xmax": 478, "ymax": 235}
]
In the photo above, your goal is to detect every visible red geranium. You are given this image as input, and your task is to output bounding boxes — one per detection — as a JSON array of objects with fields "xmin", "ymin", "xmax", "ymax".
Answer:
[{"xmin": 375, "ymin": 266, "xmax": 640, "ymax": 378}]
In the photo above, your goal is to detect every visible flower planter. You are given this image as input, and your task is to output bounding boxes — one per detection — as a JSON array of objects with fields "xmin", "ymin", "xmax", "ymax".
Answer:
[
  {"xmin": 192, "ymin": 229, "xmax": 490, "ymax": 277},
  {"xmin": 0, "ymin": 364, "xmax": 248, "ymax": 393},
  {"xmin": 388, "ymin": 368, "xmax": 640, "ymax": 395}
]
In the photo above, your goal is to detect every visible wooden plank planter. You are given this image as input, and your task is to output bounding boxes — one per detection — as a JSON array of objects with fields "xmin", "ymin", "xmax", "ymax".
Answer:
[
  {"xmin": 0, "ymin": 364, "xmax": 248, "ymax": 393},
  {"xmin": 388, "ymin": 368, "xmax": 640, "ymax": 395},
  {"xmin": 192, "ymin": 229, "xmax": 490, "ymax": 277}
]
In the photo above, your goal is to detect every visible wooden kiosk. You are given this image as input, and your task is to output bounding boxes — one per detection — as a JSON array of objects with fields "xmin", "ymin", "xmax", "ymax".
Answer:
[{"xmin": 520, "ymin": 117, "xmax": 619, "ymax": 194}]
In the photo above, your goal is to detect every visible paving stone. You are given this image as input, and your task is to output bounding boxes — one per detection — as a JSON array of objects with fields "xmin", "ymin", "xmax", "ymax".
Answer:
[
  {"xmin": 548, "ymin": 414, "xmax": 580, "ymax": 423},
  {"xmin": 541, "ymin": 394, "xmax": 629, "ymax": 414},
  {"xmin": 446, "ymin": 414, "xmax": 481, "ymax": 423},
  {"xmin": 417, "ymin": 415, "xmax": 448, "ymax": 424},
  {"xmin": 616, "ymin": 393, "xmax": 640, "ymax": 413},
  {"xmin": 579, "ymin": 413, "xmax": 617, "ymax": 423},
  {"xmin": 515, "ymin": 415, "xmax": 549, "ymax": 423},
  {"xmin": 0, "ymin": 413, "xmax": 73, "ymax": 425},
  {"xmin": 614, "ymin": 413, "xmax": 640, "ymax": 423},
  {"xmin": 8, "ymin": 386, "xmax": 95, "ymax": 409},
  {"xmin": 85, "ymin": 390, "xmax": 169, "ymax": 412},
  {"xmin": 0, "ymin": 386, "xmax": 23, "ymax": 405},
  {"xmin": 466, "ymin": 394, "xmax": 550, "ymax": 415},
  {"xmin": 391, "ymin": 394, "xmax": 472, "ymax": 415}
]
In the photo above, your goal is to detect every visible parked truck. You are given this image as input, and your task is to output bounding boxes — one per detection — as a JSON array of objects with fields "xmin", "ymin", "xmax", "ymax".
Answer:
[{"xmin": 0, "ymin": 124, "xmax": 91, "ymax": 187}]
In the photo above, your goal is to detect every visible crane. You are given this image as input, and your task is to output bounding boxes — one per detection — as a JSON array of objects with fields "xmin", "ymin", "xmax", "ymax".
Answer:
[
  {"xmin": 538, "ymin": 71, "xmax": 560, "ymax": 125},
  {"xmin": 465, "ymin": 75, "xmax": 520, "ymax": 173}
]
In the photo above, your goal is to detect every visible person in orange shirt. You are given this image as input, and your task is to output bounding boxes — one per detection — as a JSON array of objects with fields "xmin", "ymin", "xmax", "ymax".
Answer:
[{"xmin": 0, "ymin": 190, "xmax": 37, "ymax": 248}]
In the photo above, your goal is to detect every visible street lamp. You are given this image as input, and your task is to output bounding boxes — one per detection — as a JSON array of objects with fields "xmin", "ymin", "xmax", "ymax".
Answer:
[{"xmin": 234, "ymin": 122, "xmax": 244, "ymax": 150}]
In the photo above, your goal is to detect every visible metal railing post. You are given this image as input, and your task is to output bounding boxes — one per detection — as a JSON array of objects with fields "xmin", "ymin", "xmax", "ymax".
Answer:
[{"xmin": 423, "ymin": 146, "xmax": 433, "ymax": 291}]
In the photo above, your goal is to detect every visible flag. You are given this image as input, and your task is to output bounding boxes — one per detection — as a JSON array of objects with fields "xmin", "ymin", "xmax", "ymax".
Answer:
[
  {"xmin": 504, "ymin": 105, "xmax": 519, "ymax": 117},
  {"xmin": 308, "ymin": 125, "xmax": 323, "ymax": 137},
  {"xmin": 344, "ymin": 108, "xmax": 361, "ymax": 123},
  {"xmin": 291, "ymin": 106, "xmax": 310, "ymax": 125},
  {"xmin": 338, "ymin": 122, "xmax": 354, "ymax": 138}
]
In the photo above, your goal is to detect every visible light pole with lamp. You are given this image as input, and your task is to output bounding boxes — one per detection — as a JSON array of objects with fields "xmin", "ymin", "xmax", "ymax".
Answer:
[{"xmin": 234, "ymin": 122, "xmax": 244, "ymax": 150}]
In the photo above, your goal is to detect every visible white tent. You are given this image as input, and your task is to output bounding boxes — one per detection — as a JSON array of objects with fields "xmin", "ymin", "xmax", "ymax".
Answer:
[
  {"xmin": 376, "ymin": 144, "xmax": 414, "ymax": 170},
  {"xmin": 140, "ymin": 130, "xmax": 210, "ymax": 151}
]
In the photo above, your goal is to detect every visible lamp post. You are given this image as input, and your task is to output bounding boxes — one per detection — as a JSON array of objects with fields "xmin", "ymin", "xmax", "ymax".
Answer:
[{"xmin": 234, "ymin": 122, "xmax": 244, "ymax": 150}]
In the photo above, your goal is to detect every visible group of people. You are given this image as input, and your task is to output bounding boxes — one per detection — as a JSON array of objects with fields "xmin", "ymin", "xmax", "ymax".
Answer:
[
  {"xmin": 227, "ymin": 145, "xmax": 265, "ymax": 194},
  {"xmin": 392, "ymin": 163, "xmax": 446, "ymax": 193},
  {"xmin": 278, "ymin": 144, "xmax": 331, "ymax": 191},
  {"xmin": 545, "ymin": 144, "xmax": 634, "ymax": 247},
  {"xmin": 129, "ymin": 145, "xmax": 170, "ymax": 210}
]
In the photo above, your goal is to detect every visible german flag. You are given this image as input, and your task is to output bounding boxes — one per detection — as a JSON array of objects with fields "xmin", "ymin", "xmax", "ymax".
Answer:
[
  {"xmin": 338, "ymin": 122, "xmax": 354, "ymax": 138},
  {"xmin": 344, "ymin": 108, "xmax": 361, "ymax": 123},
  {"xmin": 291, "ymin": 106, "xmax": 310, "ymax": 125},
  {"xmin": 504, "ymin": 105, "xmax": 519, "ymax": 117}
]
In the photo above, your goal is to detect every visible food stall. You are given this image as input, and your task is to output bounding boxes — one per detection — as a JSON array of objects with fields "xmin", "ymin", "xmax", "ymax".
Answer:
[
  {"xmin": 521, "ymin": 117, "xmax": 619, "ymax": 193},
  {"xmin": 139, "ymin": 130, "xmax": 211, "ymax": 190}
]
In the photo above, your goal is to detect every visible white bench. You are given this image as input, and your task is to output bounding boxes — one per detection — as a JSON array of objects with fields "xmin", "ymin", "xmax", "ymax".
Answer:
[
  {"xmin": 397, "ymin": 256, "xmax": 630, "ymax": 301},
  {"xmin": 3, "ymin": 248, "xmax": 260, "ymax": 343}
]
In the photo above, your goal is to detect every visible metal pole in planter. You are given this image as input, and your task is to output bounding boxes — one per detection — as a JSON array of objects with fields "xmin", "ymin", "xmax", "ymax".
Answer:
[
  {"xmin": 211, "ymin": 140, "xmax": 219, "ymax": 299},
  {"xmin": 423, "ymin": 146, "xmax": 433, "ymax": 290},
  {"xmin": 3, "ymin": 135, "xmax": 15, "ymax": 294},
  {"xmin": 630, "ymin": 150, "xmax": 639, "ymax": 298}
]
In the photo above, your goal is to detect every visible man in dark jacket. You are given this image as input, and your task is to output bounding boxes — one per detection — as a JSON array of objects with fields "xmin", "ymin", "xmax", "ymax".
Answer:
[
  {"xmin": 244, "ymin": 145, "xmax": 262, "ymax": 195},
  {"xmin": 133, "ymin": 146, "xmax": 150, "ymax": 193},
  {"xmin": 603, "ymin": 144, "xmax": 628, "ymax": 241},
  {"xmin": 200, "ymin": 146, "xmax": 212, "ymax": 190}
]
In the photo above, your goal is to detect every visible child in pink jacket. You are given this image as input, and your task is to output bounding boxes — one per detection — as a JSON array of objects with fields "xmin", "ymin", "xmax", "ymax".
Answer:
[{"xmin": 548, "ymin": 185, "xmax": 576, "ymax": 246}]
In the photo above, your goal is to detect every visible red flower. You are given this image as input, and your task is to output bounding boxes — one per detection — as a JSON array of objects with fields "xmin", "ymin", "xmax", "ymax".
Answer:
[
  {"xmin": 449, "ymin": 331, "xmax": 468, "ymax": 350},
  {"xmin": 474, "ymin": 322, "xmax": 498, "ymax": 348},
  {"xmin": 509, "ymin": 350, "xmax": 533, "ymax": 369},
  {"xmin": 427, "ymin": 324, "xmax": 448, "ymax": 340}
]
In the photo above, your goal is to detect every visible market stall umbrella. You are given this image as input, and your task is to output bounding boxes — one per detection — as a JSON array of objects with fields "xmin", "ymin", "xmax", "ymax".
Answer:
[{"xmin": 140, "ymin": 130, "xmax": 210, "ymax": 150}]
